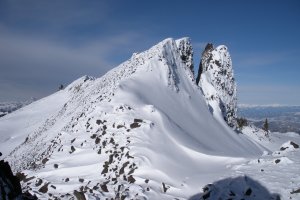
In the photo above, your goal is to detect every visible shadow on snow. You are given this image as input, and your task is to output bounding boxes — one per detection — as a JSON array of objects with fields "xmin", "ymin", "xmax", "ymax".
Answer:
[{"xmin": 189, "ymin": 175, "xmax": 281, "ymax": 200}]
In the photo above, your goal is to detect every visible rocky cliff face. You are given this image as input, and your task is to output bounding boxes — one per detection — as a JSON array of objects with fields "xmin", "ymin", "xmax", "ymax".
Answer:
[
  {"xmin": 196, "ymin": 43, "xmax": 214, "ymax": 85},
  {"xmin": 197, "ymin": 43, "xmax": 237, "ymax": 128},
  {"xmin": 0, "ymin": 160, "xmax": 37, "ymax": 200},
  {"xmin": 175, "ymin": 37, "xmax": 194, "ymax": 75}
]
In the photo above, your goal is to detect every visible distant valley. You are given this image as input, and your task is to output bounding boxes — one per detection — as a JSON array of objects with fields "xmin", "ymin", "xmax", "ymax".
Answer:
[
  {"xmin": 238, "ymin": 105, "xmax": 300, "ymax": 134},
  {"xmin": 0, "ymin": 99, "xmax": 35, "ymax": 117}
]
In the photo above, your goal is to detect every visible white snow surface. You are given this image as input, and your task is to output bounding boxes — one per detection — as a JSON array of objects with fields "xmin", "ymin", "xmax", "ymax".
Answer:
[{"xmin": 0, "ymin": 38, "xmax": 299, "ymax": 200}]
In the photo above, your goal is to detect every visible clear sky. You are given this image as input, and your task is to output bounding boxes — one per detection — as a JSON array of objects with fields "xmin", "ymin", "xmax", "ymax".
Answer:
[{"xmin": 0, "ymin": 0, "xmax": 299, "ymax": 105}]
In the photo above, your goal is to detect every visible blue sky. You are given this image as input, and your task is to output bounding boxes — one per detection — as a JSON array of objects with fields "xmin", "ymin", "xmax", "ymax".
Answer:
[{"xmin": 0, "ymin": 0, "xmax": 299, "ymax": 105}]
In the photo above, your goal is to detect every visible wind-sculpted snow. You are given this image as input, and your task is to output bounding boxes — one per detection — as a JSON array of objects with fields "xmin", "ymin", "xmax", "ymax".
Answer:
[{"xmin": 0, "ymin": 38, "xmax": 299, "ymax": 199}]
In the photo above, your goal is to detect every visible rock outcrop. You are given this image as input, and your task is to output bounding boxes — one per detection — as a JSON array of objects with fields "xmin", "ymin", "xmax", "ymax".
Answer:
[
  {"xmin": 176, "ymin": 37, "xmax": 194, "ymax": 75},
  {"xmin": 197, "ymin": 43, "xmax": 237, "ymax": 127},
  {"xmin": 0, "ymin": 160, "xmax": 37, "ymax": 200},
  {"xmin": 196, "ymin": 43, "xmax": 214, "ymax": 85}
]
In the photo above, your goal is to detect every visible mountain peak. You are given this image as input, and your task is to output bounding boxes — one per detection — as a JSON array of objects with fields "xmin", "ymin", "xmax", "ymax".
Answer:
[
  {"xmin": 197, "ymin": 43, "xmax": 237, "ymax": 127},
  {"xmin": 175, "ymin": 37, "xmax": 194, "ymax": 75},
  {"xmin": 203, "ymin": 43, "xmax": 214, "ymax": 54},
  {"xmin": 0, "ymin": 38, "xmax": 262, "ymax": 200}
]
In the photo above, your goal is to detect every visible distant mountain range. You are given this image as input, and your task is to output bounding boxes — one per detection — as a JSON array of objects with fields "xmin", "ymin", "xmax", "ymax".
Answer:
[
  {"xmin": 0, "ymin": 99, "xmax": 36, "ymax": 117},
  {"xmin": 238, "ymin": 105, "xmax": 300, "ymax": 134}
]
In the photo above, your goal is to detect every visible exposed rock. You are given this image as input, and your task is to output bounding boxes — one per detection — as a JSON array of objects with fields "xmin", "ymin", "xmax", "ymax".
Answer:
[
  {"xmin": 196, "ymin": 43, "xmax": 214, "ymax": 85},
  {"xmin": 162, "ymin": 182, "xmax": 167, "ymax": 193},
  {"xmin": 134, "ymin": 118, "xmax": 143, "ymax": 123},
  {"xmin": 96, "ymin": 119, "xmax": 105, "ymax": 125},
  {"xmin": 90, "ymin": 134, "xmax": 97, "ymax": 139},
  {"xmin": 245, "ymin": 188, "xmax": 252, "ymax": 196},
  {"xmin": 95, "ymin": 137, "xmax": 100, "ymax": 144},
  {"xmin": 291, "ymin": 188, "xmax": 300, "ymax": 194},
  {"xmin": 73, "ymin": 190, "xmax": 86, "ymax": 200},
  {"xmin": 101, "ymin": 162, "xmax": 109, "ymax": 174},
  {"xmin": 130, "ymin": 122, "xmax": 141, "ymax": 129},
  {"xmin": 0, "ymin": 160, "xmax": 22, "ymax": 199},
  {"xmin": 175, "ymin": 37, "xmax": 194, "ymax": 75},
  {"xmin": 79, "ymin": 178, "xmax": 84, "ymax": 183},
  {"xmin": 119, "ymin": 161, "xmax": 130, "ymax": 175},
  {"xmin": 92, "ymin": 186, "xmax": 99, "ymax": 190},
  {"xmin": 41, "ymin": 158, "xmax": 49, "ymax": 164},
  {"xmin": 290, "ymin": 141, "xmax": 299, "ymax": 149},
  {"xmin": 127, "ymin": 175, "xmax": 135, "ymax": 183},
  {"xmin": 16, "ymin": 172, "xmax": 26, "ymax": 182},
  {"xmin": 197, "ymin": 43, "xmax": 237, "ymax": 127},
  {"xmin": 100, "ymin": 184, "xmax": 109, "ymax": 192},
  {"xmin": 23, "ymin": 176, "xmax": 35, "ymax": 183},
  {"xmin": 280, "ymin": 146, "xmax": 288, "ymax": 151},
  {"xmin": 70, "ymin": 146, "xmax": 76, "ymax": 153},
  {"xmin": 38, "ymin": 183, "xmax": 49, "ymax": 193},
  {"xmin": 35, "ymin": 179, "xmax": 43, "ymax": 186},
  {"xmin": 117, "ymin": 124, "xmax": 125, "ymax": 129},
  {"xmin": 0, "ymin": 162, "xmax": 37, "ymax": 198},
  {"xmin": 279, "ymin": 141, "xmax": 299, "ymax": 152}
]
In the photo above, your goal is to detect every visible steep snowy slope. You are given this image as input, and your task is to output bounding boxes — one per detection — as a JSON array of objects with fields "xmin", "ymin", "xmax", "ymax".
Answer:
[
  {"xmin": 0, "ymin": 99, "xmax": 35, "ymax": 118},
  {"xmin": 197, "ymin": 43, "xmax": 237, "ymax": 128},
  {"xmin": 0, "ymin": 92, "xmax": 69, "ymax": 157},
  {"xmin": 0, "ymin": 38, "xmax": 270, "ymax": 200}
]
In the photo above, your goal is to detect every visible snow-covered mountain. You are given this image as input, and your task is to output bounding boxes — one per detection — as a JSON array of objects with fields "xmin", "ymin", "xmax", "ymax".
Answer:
[
  {"xmin": 196, "ymin": 43, "xmax": 237, "ymax": 128},
  {"xmin": 0, "ymin": 38, "xmax": 299, "ymax": 200}
]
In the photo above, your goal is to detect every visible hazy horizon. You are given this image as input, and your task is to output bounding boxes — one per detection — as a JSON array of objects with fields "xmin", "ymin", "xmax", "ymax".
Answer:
[{"xmin": 0, "ymin": 0, "xmax": 299, "ymax": 105}]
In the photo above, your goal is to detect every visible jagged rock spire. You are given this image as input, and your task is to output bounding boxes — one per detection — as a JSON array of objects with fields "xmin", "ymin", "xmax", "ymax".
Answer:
[
  {"xmin": 197, "ymin": 43, "xmax": 237, "ymax": 128},
  {"xmin": 196, "ymin": 43, "xmax": 214, "ymax": 84},
  {"xmin": 176, "ymin": 38, "xmax": 194, "ymax": 75}
]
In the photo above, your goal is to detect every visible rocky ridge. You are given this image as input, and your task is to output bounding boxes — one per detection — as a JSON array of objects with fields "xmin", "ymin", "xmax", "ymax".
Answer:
[{"xmin": 0, "ymin": 38, "xmax": 263, "ymax": 200}]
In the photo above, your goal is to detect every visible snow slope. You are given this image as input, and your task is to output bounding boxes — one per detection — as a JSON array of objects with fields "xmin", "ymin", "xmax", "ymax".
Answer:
[
  {"xmin": 0, "ymin": 99, "xmax": 35, "ymax": 118},
  {"xmin": 0, "ymin": 93, "xmax": 68, "ymax": 157},
  {"xmin": 228, "ymin": 131, "xmax": 300, "ymax": 200},
  {"xmin": 0, "ymin": 38, "xmax": 299, "ymax": 200}
]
